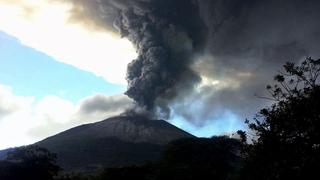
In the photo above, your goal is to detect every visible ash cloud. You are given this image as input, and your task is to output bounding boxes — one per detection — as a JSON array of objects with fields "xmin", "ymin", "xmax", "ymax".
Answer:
[
  {"xmin": 79, "ymin": 94, "xmax": 133, "ymax": 115},
  {"xmin": 112, "ymin": 0, "xmax": 207, "ymax": 116},
  {"xmin": 62, "ymin": 0, "xmax": 320, "ymax": 125},
  {"xmin": 186, "ymin": 0, "xmax": 320, "ymax": 124},
  {"xmin": 63, "ymin": 0, "xmax": 207, "ymax": 118}
]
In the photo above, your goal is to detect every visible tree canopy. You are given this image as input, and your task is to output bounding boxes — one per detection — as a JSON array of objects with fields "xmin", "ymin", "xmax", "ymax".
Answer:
[
  {"xmin": 0, "ymin": 145, "xmax": 60, "ymax": 180},
  {"xmin": 1, "ymin": 57, "xmax": 320, "ymax": 180},
  {"xmin": 241, "ymin": 57, "xmax": 320, "ymax": 180}
]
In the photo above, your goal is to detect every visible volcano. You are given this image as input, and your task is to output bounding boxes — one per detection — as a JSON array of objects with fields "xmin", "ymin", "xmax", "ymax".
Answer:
[{"xmin": 32, "ymin": 116, "xmax": 194, "ymax": 171}]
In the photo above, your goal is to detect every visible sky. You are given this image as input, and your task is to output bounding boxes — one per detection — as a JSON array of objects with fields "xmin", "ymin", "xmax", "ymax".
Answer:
[
  {"xmin": 1, "ymin": 0, "xmax": 320, "ymax": 150},
  {"xmin": 0, "ymin": 0, "xmax": 244, "ymax": 150},
  {"xmin": 0, "ymin": 0, "xmax": 135, "ymax": 149},
  {"xmin": 0, "ymin": 30, "xmax": 137, "ymax": 149},
  {"xmin": 0, "ymin": 31, "xmax": 236, "ymax": 150}
]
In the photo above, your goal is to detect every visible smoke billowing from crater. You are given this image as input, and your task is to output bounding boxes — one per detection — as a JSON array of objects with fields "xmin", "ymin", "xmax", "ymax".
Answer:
[
  {"xmin": 64, "ymin": 0, "xmax": 320, "ymax": 124},
  {"xmin": 112, "ymin": 0, "xmax": 207, "ymax": 117},
  {"xmin": 64, "ymin": 0, "xmax": 207, "ymax": 118}
]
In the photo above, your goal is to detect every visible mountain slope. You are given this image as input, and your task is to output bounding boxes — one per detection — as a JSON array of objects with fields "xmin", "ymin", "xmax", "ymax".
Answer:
[
  {"xmin": 34, "ymin": 116, "xmax": 194, "ymax": 171},
  {"xmin": 0, "ymin": 148, "xmax": 14, "ymax": 160}
]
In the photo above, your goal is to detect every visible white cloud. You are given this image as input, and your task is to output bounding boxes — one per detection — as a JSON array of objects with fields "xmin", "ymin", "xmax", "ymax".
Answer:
[
  {"xmin": 0, "ymin": 0, "xmax": 136, "ymax": 84},
  {"xmin": 0, "ymin": 85, "xmax": 34, "ymax": 118},
  {"xmin": 0, "ymin": 85, "xmax": 36, "ymax": 149},
  {"xmin": 0, "ymin": 84, "xmax": 133, "ymax": 150}
]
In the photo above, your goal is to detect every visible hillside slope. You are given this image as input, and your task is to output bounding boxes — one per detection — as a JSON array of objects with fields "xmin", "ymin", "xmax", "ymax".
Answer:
[{"xmin": 34, "ymin": 116, "xmax": 194, "ymax": 171}]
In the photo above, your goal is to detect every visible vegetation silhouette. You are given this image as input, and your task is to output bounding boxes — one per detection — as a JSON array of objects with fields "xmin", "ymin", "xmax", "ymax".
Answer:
[
  {"xmin": 0, "ymin": 145, "xmax": 60, "ymax": 180},
  {"xmin": 240, "ymin": 57, "xmax": 320, "ymax": 180},
  {"xmin": 56, "ymin": 136, "xmax": 243, "ymax": 180},
  {"xmin": 158, "ymin": 136, "xmax": 242, "ymax": 180},
  {"xmin": 1, "ymin": 57, "xmax": 319, "ymax": 180}
]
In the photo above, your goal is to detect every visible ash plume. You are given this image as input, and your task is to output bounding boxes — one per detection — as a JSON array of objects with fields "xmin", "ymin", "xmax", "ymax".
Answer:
[
  {"xmin": 64, "ymin": 0, "xmax": 320, "ymax": 125},
  {"xmin": 64, "ymin": 0, "xmax": 207, "ymax": 118},
  {"xmin": 113, "ymin": 0, "xmax": 207, "ymax": 117}
]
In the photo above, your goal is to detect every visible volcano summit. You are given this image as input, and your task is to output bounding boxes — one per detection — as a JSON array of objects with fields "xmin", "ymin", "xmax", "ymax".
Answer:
[{"xmin": 33, "ymin": 116, "xmax": 194, "ymax": 171}]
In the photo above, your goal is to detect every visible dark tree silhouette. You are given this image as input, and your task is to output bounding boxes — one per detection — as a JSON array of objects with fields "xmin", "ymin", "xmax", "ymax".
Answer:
[
  {"xmin": 0, "ymin": 145, "xmax": 60, "ymax": 180},
  {"xmin": 241, "ymin": 57, "xmax": 320, "ymax": 180},
  {"xmin": 158, "ymin": 136, "xmax": 242, "ymax": 180},
  {"xmin": 55, "ymin": 137, "xmax": 243, "ymax": 180}
]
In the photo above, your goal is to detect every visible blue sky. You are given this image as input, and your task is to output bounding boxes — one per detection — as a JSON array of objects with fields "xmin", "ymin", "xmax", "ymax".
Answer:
[
  {"xmin": 0, "ymin": 30, "xmax": 136, "ymax": 149},
  {"xmin": 0, "ymin": 30, "xmax": 244, "ymax": 149},
  {"xmin": 1, "ymin": 0, "xmax": 318, "ymax": 150},
  {"xmin": 0, "ymin": 1, "xmax": 245, "ymax": 149},
  {"xmin": 0, "ymin": 31, "xmax": 125, "ymax": 103}
]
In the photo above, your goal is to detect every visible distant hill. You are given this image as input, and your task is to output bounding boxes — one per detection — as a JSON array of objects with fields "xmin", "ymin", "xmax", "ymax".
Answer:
[
  {"xmin": 0, "ymin": 148, "xmax": 14, "ymax": 160},
  {"xmin": 30, "ymin": 116, "xmax": 195, "ymax": 171}
]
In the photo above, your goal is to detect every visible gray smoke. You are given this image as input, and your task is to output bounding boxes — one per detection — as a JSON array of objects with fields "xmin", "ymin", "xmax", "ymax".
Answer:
[
  {"xmin": 63, "ymin": 0, "xmax": 320, "ymax": 126},
  {"xmin": 112, "ymin": 0, "xmax": 207, "ymax": 117},
  {"xmin": 64, "ymin": 0, "xmax": 207, "ymax": 118},
  {"xmin": 172, "ymin": 0, "xmax": 320, "ymax": 125}
]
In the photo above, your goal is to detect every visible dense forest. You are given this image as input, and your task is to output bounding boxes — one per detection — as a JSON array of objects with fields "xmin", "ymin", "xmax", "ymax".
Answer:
[{"xmin": 1, "ymin": 57, "xmax": 319, "ymax": 180}]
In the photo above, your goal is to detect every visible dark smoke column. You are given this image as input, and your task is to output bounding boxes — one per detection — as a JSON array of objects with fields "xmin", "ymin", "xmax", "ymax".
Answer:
[{"xmin": 112, "ymin": 0, "xmax": 206, "ymax": 116}]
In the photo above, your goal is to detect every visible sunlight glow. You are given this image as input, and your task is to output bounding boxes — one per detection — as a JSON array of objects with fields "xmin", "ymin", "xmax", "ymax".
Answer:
[{"xmin": 0, "ymin": 0, "xmax": 137, "ymax": 84}]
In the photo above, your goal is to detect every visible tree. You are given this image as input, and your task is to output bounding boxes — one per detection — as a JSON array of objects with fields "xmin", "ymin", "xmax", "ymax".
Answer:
[
  {"xmin": 241, "ymin": 57, "xmax": 320, "ymax": 180},
  {"xmin": 160, "ymin": 136, "xmax": 242, "ymax": 180},
  {"xmin": 0, "ymin": 145, "xmax": 60, "ymax": 180}
]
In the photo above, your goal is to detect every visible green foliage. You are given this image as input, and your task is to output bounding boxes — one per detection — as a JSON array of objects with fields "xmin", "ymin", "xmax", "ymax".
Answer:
[
  {"xmin": 242, "ymin": 57, "xmax": 320, "ymax": 180},
  {"xmin": 0, "ymin": 145, "xmax": 60, "ymax": 180}
]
